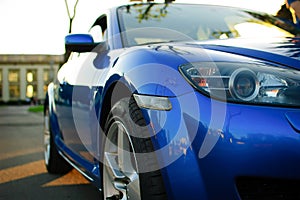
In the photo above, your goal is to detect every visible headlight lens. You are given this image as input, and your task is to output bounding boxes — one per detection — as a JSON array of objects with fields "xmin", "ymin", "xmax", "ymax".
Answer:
[{"xmin": 179, "ymin": 62, "xmax": 300, "ymax": 107}]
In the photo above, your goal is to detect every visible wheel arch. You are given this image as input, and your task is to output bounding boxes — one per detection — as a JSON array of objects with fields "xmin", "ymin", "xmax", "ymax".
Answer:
[{"xmin": 98, "ymin": 80, "xmax": 133, "ymax": 133}]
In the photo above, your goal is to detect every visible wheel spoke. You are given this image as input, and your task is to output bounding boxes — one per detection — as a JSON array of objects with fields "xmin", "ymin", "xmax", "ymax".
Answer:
[
  {"xmin": 117, "ymin": 125, "xmax": 126, "ymax": 172},
  {"xmin": 104, "ymin": 152, "xmax": 127, "ymax": 180},
  {"xmin": 117, "ymin": 124, "xmax": 136, "ymax": 176},
  {"xmin": 127, "ymin": 174, "xmax": 140, "ymax": 200}
]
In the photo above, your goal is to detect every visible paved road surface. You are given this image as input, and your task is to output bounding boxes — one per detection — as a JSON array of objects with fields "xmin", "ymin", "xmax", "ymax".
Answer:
[{"xmin": 0, "ymin": 106, "xmax": 101, "ymax": 200}]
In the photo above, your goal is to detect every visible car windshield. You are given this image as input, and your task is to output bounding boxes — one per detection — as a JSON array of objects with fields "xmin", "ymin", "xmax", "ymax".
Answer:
[{"xmin": 117, "ymin": 3, "xmax": 300, "ymax": 47}]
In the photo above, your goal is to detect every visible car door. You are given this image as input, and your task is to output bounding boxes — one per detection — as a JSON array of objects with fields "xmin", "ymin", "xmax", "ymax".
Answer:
[
  {"xmin": 54, "ymin": 52, "xmax": 94, "ymax": 162},
  {"xmin": 54, "ymin": 15, "xmax": 110, "ymax": 165}
]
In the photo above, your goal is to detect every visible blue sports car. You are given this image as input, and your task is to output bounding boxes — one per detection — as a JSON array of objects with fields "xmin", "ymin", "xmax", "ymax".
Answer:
[{"xmin": 44, "ymin": 2, "xmax": 300, "ymax": 200}]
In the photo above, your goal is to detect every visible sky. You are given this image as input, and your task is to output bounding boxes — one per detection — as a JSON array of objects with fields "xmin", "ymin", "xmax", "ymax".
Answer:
[{"xmin": 0, "ymin": 0, "xmax": 285, "ymax": 55}]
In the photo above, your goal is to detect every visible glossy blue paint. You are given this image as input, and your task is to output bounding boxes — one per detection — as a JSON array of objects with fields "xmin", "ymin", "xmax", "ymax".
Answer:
[
  {"xmin": 65, "ymin": 34, "xmax": 94, "ymax": 44},
  {"xmin": 147, "ymin": 93, "xmax": 300, "ymax": 199},
  {"xmin": 45, "ymin": 3, "xmax": 300, "ymax": 199}
]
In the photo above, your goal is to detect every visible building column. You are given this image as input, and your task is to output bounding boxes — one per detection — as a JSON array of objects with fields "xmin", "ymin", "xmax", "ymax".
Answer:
[
  {"xmin": 37, "ymin": 66, "xmax": 44, "ymax": 100},
  {"xmin": 2, "ymin": 67, "xmax": 9, "ymax": 102},
  {"xmin": 20, "ymin": 67, "xmax": 26, "ymax": 101}
]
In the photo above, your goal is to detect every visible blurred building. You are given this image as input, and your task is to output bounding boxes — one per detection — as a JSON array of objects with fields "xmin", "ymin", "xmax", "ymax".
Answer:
[{"xmin": 0, "ymin": 54, "xmax": 63, "ymax": 104}]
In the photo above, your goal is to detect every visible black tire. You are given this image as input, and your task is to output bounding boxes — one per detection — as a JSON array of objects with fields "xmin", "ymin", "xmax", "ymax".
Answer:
[
  {"xmin": 44, "ymin": 105, "xmax": 72, "ymax": 174},
  {"xmin": 102, "ymin": 97, "xmax": 167, "ymax": 200}
]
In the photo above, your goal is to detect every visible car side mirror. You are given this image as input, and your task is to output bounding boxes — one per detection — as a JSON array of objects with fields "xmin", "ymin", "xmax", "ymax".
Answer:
[{"xmin": 65, "ymin": 34, "xmax": 106, "ymax": 53}]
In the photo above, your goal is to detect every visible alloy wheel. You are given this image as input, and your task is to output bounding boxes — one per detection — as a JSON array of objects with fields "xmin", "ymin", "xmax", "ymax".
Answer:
[{"xmin": 103, "ymin": 121, "xmax": 141, "ymax": 200}]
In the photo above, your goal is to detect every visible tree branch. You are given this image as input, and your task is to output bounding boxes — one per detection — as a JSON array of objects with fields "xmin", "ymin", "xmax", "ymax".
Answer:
[{"xmin": 64, "ymin": 0, "xmax": 79, "ymax": 33}]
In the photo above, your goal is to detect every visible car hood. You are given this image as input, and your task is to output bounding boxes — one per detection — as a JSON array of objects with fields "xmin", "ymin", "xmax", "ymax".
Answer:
[{"xmin": 196, "ymin": 37, "xmax": 300, "ymax": 69}]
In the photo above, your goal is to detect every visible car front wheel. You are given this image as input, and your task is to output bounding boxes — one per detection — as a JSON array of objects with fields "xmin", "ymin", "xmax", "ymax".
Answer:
[{"xmin": 102, "ymin": 97, "xmax": 167, "ymax": 200}]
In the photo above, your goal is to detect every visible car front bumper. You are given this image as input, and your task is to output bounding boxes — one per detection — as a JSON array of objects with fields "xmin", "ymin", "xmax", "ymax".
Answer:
[{"xmin": 141, "ymin": 92, "xmax": 300, "ymax": 200}]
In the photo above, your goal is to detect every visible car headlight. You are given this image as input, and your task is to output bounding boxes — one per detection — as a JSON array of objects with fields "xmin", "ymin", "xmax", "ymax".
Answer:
[{"xmin": 179, "ymin": 62, "xmax": 300, "ymax": 107}]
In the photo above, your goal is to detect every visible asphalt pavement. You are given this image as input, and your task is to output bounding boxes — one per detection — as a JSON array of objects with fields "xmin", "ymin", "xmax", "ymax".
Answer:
[{"xmin": 0, "ymin": 106, "xmax": 101, "ymax": 200}]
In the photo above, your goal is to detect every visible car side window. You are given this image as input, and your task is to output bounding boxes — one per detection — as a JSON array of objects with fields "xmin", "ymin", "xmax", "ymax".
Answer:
[
  {"xmin": 89, "ymin": 15, "xmax": 107, "ymax": 43},
  {"xmin": 89, "ymin": 25, "xmax": 104, "ymax": 42}
]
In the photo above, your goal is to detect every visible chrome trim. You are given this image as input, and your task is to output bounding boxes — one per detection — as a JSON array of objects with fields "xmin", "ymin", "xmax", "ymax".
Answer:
[{"xmin": 59, "ymin": 152, "xmax": 94, "ymax": 182}]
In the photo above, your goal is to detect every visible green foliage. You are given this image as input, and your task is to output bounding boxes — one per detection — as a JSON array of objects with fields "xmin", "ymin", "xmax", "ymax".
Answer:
[{"xmin": 28, "ymin": 105, "xmax": 44, "ymax": 113}]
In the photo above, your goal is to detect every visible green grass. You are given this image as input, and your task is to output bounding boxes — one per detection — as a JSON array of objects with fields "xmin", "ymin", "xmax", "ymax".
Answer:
[{"xmin": 28, "ymin": 105, "xmax": 44, "ymax": 113}]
